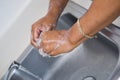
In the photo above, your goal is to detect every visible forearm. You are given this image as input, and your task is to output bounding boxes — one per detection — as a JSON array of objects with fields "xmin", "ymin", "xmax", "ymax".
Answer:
[
  {"xmin": 46, "ymin": 0, "xmax": 69, "ymax": 21},
  {"xmin": 80, "ymin": 0, "xmax": 120, "ymax": 35},
  {"xmin": 69, "ymin": 0, "xmax": 120, "ymax": 44}
]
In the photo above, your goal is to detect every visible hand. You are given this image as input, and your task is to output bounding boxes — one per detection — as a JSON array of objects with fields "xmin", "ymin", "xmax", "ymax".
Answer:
[
  {"xmin": 31, "ymin": 15, "xmax": 57, "ymax": 48},
  {"xmin": 39, "ymin": 30, "xmax": 82, "ymax": 56}
]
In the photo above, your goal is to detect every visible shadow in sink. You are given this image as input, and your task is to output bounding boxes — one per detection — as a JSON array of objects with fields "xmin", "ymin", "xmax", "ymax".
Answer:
[{"xmin": 19, "ymin": 13, "xmax": 119, "ymax": 80}]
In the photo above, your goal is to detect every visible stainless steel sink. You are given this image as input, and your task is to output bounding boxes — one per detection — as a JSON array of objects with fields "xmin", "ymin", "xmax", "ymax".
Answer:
[
  {"xmin": 2, "ymin": 1, "xmax": 120, "ymax": 80},
  {"xmin": 18, "ymin": 35, "xmax": 119, "ymax": 80}
]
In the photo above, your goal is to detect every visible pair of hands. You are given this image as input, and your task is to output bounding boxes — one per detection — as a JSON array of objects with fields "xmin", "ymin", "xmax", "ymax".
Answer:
[{"xmin": 31, "ymin": 15, "xmax": 80, "ymax": 56}]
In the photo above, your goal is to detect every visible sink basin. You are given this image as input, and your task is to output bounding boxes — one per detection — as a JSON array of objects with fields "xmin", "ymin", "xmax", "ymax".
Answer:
[
  {"xmin": 19, "ymin": 35, "xmax": 118, "ymax": 80},
  {"xmin": 2, "ymin": 1, "xmax": 120, "ymax": 80}
]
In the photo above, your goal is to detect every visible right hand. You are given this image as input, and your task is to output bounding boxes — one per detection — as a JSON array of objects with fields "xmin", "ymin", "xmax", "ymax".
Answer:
[
  {"xmin": 31, "ymin": 15, "xmax": 57, "ymax": 48},
  {"xmin": 39, "ymin": 30, "xmax": 82, "ymax": 56}
]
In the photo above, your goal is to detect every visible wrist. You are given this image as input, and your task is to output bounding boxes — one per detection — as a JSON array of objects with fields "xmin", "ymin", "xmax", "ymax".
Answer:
[{"xmin": 67, "ymin": 23, "xmax": 85, "ymax": 45}]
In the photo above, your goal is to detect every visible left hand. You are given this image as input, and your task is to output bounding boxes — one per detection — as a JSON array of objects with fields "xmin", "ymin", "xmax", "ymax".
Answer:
[
  {"xmin": 39, "ymin": 30, "xmax": 81, "ymax": 56},
  {"xmin": 31, "ymin": 15, "xmax": 57, "ymax": 48}
]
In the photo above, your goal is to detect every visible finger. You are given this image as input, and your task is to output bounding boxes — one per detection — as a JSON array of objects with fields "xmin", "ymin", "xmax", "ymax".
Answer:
[
  {"xmin": 39, "ymin": 31, "xmax": 50, "ymax": 49},
  {"xmin": 31, "ymin": 28, "xmax": 40, "ymax": 48},
  {"xmin": 50, "ymin": 46, "xmax": 62, "ymax": 56},
  {"xmin": 40, "ymin": 41, "xmax": 56, "ymax": 54},
  {"xmin": 49, "ymin": 43, "xmax": 63, "ymax": 56},
  {"xmin": 31, "ymin": 39, "xmax": 39, "ymax": 48},
  {"xmin": 43, "ymin": 46, "xmax": 52, "ymax": 53},
  {"xmin": 43, "ymin": 43, "xmax": 57, "ymax": 54},
  {"xmin": 32, "ymin": 24, "xmax": 42, "ymax": 39},
  {"xmin": 33, "ymin": 27, "xmax": 41, "ymax": 41},
  {"xmin": 39, "ymin": 48, "xmax": 49, "ymax": 57}
]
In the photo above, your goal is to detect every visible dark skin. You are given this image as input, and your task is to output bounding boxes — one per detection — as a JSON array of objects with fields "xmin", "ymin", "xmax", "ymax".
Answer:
[
  {"xmin": 31, "ymin": 0, "xmax": 68, "ymax": 48},
  {"xmin": 31, "ymin": 0, "xmax": 120, "ymax": 56}
]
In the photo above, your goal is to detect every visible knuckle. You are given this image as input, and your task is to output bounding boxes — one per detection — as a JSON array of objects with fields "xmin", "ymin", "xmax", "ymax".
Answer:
[
  {"xmin": 44, "ymin": 45, "xmax": 49, "ymax": 51},
  {"xmin": 50, "ymin": 52, "xmax": 56, "ymax": 56},
  {"xmin": 50, "ymin": 50, "xmax": 56, "ymax": 55}
]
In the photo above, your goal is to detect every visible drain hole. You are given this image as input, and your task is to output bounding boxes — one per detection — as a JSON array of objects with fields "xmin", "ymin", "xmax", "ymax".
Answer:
[{"xmin": 82, "ymin": 76, "xmax": 96, "ymax": 80}]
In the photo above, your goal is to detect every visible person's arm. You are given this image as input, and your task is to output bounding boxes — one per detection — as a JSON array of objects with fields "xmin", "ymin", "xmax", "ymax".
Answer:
[
  {"xmin": 40, "ymin": 0, "xmax": 120, "ymax": 56},
  {"xmin": 46, "ymin": 0, "xmax": 69, "ymax": 21},
  {"xmin": 69, "ymin": 0, "xmax": 120, "ymax": 44},
  {"xmin": 31, "ymin": 0, "xmax": 69, "ymax": 48}
]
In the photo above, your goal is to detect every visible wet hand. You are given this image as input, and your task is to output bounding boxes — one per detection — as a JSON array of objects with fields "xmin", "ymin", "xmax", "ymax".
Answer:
[
  {"xmin": 31, "ymin": 15, "xmax": 57, "ymax": 48},
  {"xmin": 39, "ymin": 30, "xmax": 81, "ymax": 56}
]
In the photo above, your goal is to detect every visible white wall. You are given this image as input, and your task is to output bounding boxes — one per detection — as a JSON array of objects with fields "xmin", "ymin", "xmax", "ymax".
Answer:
[
  {"xmin": 0, "ymin": 0, "xmax": 30, "ymax": 38},
  {"xmin": 0, "ymin": 0, "xmax": 49, "ymax": 78}
]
